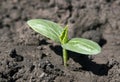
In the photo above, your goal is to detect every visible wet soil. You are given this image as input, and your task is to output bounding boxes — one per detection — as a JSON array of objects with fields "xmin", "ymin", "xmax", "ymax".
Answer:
[{"xmin": 0, "ymin": 0, "xmax": 120, "ymax": 82}]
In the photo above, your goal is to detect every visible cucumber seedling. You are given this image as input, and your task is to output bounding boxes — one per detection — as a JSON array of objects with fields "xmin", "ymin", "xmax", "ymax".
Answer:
[{"xmin": 27, "ymin": 19, "xmax": 101, "ymax": 67}]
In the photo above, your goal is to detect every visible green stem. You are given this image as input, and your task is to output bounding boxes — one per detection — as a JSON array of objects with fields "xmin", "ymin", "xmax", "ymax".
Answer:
[{"xmin": 63, "ymin": 48, "xmax": 68, "ymax": 67}]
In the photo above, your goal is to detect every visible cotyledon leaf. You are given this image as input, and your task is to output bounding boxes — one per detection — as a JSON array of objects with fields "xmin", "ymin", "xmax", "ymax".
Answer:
[
  {"xmin": 27, "ymin": 19, "xmax": 63, "ymax": 43},
  {"xmin": 62, "ymin": 38, "xmax": 101, "ymax": 55}
]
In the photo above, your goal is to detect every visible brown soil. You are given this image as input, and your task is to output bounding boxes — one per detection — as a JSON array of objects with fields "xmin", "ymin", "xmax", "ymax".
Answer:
[{"xmin": 0, "ymin": 0, "xmax": 120, "ymax": 82}]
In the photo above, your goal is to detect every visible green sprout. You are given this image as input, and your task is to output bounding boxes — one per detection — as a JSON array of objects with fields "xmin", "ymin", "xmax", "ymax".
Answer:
[{"xmin": 27, "ymin": 19, "xmax": 101, "ymax": 67}]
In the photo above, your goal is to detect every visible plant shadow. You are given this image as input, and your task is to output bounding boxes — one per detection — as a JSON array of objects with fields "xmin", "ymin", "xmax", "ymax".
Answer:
[{"xmin": 50, "ymin": 45, "xmax": 112, "ymax": 76}]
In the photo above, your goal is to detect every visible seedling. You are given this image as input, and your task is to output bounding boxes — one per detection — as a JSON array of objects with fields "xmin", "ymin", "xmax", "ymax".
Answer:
[{"xmin": 27, "ymin": 19, "xmax": 101, "ymax": 67}]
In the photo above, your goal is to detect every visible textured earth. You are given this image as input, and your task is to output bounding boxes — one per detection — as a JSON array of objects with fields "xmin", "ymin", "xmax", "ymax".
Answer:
[{"xmin": 0, "ymin": 0, "xmax": 120, "ymax": 82}]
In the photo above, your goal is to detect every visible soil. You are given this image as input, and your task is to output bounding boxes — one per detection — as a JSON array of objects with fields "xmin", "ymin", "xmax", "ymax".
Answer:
[{"xmin": 0, "ymin": 0, "xmax": 120, "ymax": 82}]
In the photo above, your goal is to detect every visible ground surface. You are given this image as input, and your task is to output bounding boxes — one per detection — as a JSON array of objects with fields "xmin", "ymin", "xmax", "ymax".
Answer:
[{"xmin": 0, "ymin": 0, "xmax": 120, "ymax": 82}]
